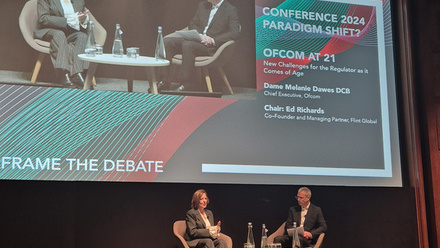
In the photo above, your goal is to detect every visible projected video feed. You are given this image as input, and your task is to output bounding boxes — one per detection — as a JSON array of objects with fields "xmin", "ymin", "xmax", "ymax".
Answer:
[{"xmin": 0, "ymin": 0, "xmax": 401, "ymax": 186}]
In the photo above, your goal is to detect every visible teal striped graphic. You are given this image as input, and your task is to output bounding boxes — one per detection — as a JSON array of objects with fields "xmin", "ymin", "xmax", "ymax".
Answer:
[{"xmin": 0, "ymin": 86, "xmax": 182, "ymax": 181}]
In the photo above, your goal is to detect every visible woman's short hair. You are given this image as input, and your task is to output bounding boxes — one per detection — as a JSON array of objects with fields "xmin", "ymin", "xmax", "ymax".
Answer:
[{"xmin": 191, "ymin": 189, "xmax": 209, "ymax": 209}]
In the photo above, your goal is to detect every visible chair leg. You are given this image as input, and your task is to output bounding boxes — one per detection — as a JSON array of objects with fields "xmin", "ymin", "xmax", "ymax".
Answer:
[
  {"xmin": 169, "ymin": 64, "xmax": 177, "ymax": 84},
  {"xmin": 146, "ymin": 67, "xmax": 158, "ymax": 94},
  {"xmin": 202, "ymin": 67, "xmax": 213, "ymax": 93},
  {"xmin": 31, "ymin": 53, "xmax": 45, "ymax": 83},
  {"xmin": 92, "ymin": 76, "xmax": 97, "ymax": 86},
  {"xmin": 195, "ymin": 67, "xmax": 203, "ymax": 90},
  {"xmin": 218, "ymin": 67, "xmax": 233, "ymax": 95}
]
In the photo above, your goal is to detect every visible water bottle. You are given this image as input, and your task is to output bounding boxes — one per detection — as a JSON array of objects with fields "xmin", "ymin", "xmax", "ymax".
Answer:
[
  {"xmin": 155, "ymin": 26, "xmax": 166, "ymax": 60},
  {"xmin": 246, "ymin": 222, "xmax": 255, "ymax": 248},
  {"xmin": 261, "ymin": 224, "xmax": 268, "ymax": 248},
  {"xmin": 112, "ymin": 24, "xmax": 124, "ymax": 57},
  {"xmin": 85, "ymin": 21, "xmax": 96, "ymax": 56},
  {"xmin": 292, "ymin": 222, "xmax": 301, "ymax": 248}
]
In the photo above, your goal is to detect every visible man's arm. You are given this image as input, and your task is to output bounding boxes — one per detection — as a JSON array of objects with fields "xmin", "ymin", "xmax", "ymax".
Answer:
[
  {"xmin": 285, "ymin": 207, "xmax": 296, "ymax": 231},
  {"xmin": 210, "ymin": 4, "xmax": 240, "ymax": 46},
  {"xmin": 188, "ymin": 2, "xmax": 204, "ymax": 33},
  {"xmin": 37, "ymin": 0, "xmax": 68, "ymax": 30},
  {"xmin": 190, "ymin": 2, "xmax": 240, "ymax": 47},
  {"xmin": 309, "ymin": 207, "xmax": 327, "ymax": 238}
]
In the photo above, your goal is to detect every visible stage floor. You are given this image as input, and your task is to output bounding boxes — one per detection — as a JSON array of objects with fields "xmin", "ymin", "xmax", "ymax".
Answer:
[{"xmin": 0, "ymin": 70, "xmax": 256, "ymax": 100}]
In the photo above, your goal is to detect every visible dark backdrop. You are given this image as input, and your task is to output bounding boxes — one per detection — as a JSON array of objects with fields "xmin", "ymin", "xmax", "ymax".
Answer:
[
  {"xmin": 0, "ymin": 1, "xmax": 419, "ymax": 248},
  {"xmin": 0, "ymin": 180, "xmax": 417, "ymax": 248}
]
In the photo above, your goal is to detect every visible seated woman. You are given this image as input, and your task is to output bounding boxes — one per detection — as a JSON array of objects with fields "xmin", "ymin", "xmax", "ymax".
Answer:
[
  {"xmin": 185, "ymin": 189, "xmax": 227, "ymax": 248},
  {"xmin": 35, "ymin": 0, "xmax": 90, "ymax": 88}
]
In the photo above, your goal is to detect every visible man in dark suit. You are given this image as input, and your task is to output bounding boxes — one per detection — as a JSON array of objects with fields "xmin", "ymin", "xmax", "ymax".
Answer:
[
  {"xmin": 274, "ymin": 187, "xmax": 327, "ymax": 248},
  {"xmin": 161, "ymin": 0, "xmax": 240, "ymax": 92},
  {"xmin": 35, "ymin": 0, "xmax": 90, "ymax": 88}
]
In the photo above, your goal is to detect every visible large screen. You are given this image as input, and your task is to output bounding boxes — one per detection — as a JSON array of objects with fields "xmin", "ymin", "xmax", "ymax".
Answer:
[{"xmin": 0, "ymin": 0, "xmax": 402, "ymax": 186}]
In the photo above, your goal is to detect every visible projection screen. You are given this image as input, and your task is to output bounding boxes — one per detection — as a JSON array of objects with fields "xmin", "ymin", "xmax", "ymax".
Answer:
[{"xmin": 0, "ymin": 0, "xmax": 402, "ymax": 186}]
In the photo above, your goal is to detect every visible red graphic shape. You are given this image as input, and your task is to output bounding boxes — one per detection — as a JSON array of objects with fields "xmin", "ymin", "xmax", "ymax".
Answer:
[{"xmin": 99, "ymin": 97, "xmax": 237, "ymax": 182}]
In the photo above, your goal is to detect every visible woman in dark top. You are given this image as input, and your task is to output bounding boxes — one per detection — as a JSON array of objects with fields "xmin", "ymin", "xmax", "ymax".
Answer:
[{"xmin": 185, "ymin": 189, "xmax": 226, "ymax": 248}]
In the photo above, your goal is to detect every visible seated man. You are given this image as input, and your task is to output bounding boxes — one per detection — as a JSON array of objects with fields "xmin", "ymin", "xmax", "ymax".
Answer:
[
  {"xmin": 161, "ymin": 0, "xmax": 240, "ymax": 92},
  {"xmin": 274, "ymin": 187, "xmax": 327, "ymax": 248},
  {"xmin": 35, "ymin": 0, "xmax": 90, "ymax": 88}
]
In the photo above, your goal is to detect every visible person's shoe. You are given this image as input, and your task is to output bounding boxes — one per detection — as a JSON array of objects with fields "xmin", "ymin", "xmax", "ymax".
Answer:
[
  {"xmin": 60, "ymin": 73, "xmax": 74, "ymax": 88},
  {"xmin": 157, "ymin": 81, "xmax": 170, "ymax": 92},
  {"xmin": 175, "ymin": 84, "xmax": 185, "ymax": 92},
  {"xmin": 148, "ymin": 81, "xmax": 168, "ymax": 93},
  {"xmin": 70, "ymin": 73, "xmax": 85, "ymax": 89}
]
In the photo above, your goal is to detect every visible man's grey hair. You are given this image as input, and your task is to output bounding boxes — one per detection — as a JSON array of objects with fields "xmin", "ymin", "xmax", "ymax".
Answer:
[{"xmin": 298, "ymin": 187, "xmax": 312, "ymax": 198}]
